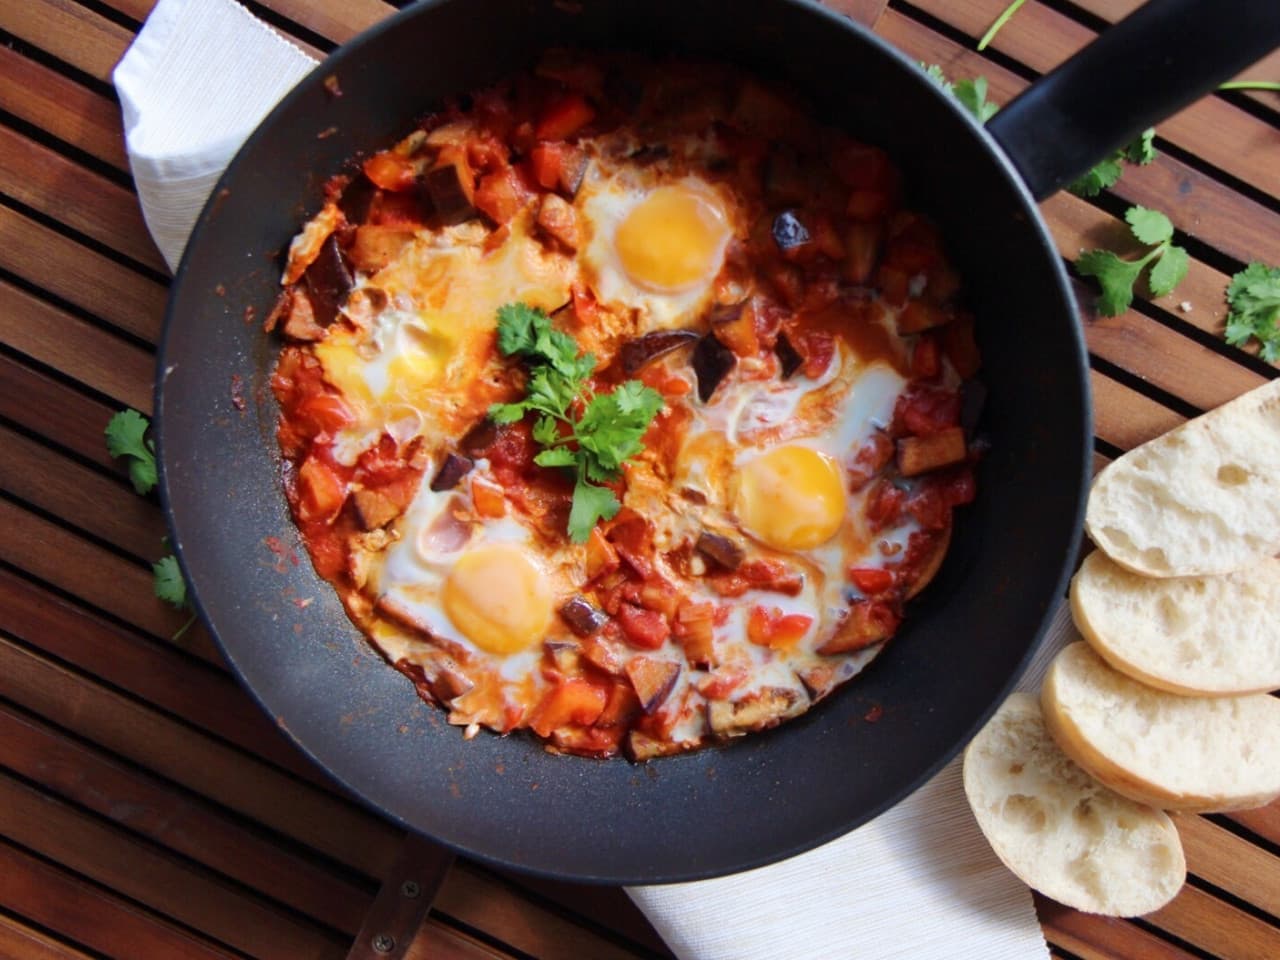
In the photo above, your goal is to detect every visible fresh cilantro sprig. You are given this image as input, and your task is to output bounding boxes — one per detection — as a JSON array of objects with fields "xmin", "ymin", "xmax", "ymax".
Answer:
[
  {"xmin": 1068, "ymin": 128, "xmax": 1157, "ymax": 197},
  {"xmin": 105, "ymin": 409, "xmax": 195, "ymax": 635},
  {"xmin": 490, "ymin": 303, "xmax": 663, "ymax": 543},
  {"xmin": 920, "ymin": 64, "xmax": 999, "ymax": 124},
  {"xmin": 1224, "ymin": 262, "xmax": 1280, "ymax": 361},
  {"xmin": 1075, "ymin": 206, "xmax": 1189, "ymax": 316}
]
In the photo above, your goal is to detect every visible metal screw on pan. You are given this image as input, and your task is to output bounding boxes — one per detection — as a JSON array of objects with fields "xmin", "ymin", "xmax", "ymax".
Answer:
[
  {"xmin": 401, "ymin": 880, "xmax": 421, "ymax": 899},
  {"xmin": 371, "ymin": 933, "xmax": 395, "ymax": 954}
]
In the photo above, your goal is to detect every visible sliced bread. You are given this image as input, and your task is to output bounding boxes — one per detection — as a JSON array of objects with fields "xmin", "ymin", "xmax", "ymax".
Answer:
[
  {"xmin": 1070, "ymin": 550, "xmax": 1280, "ymax": 696},
  {"xmin": 1042, "ymin": 642, "xmax": 1280, "ymax": 812},
  {"xmin": 963, "ymin": 692, "xmax": 1185, "ymax": 917},
  {"xmin": 1085, "ymin": 378, "xmax": 1280, "ymax": 577}
]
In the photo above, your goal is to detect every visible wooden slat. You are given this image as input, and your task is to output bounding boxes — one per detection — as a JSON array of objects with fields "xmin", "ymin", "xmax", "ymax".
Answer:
[
  {"xmin": 1090, "ymin": 369, "xmax": 1188, "ymax": 452},
  {"xmin": 1228, "ymin": 802, "xmax": 1280, "ymax": 850},
  {"xmin": 0, "ymin": 773, "xmax": 349, "ymax": 960},
  {"xmin": 1178, "ymin": 816, "xmax": 1280, "ymax": 919},
  {"xmin": 100, "ymin": 0, "xmax": 329, "ymax": 62},
  {"xmin": 500, "ymin": 874, "xmax": 671, "ymax": 958},
  {"xmin": 0, "ymin": 0, "xmax": 132, "ymax": 84},
  {"xmin": 1035, "ymin": 893, "xmax": 1200, "ymax": 960},
  {"xmin": 0, "ymin": 837, "xmax": 239, "ymax": 960},
  {"xmin": 0, "ymin": 203, "xmax": 167, "ymax": 344},
  {"xmin": 0, "ymin": 423, "xmax": 165, "ymax": 560},
  {"xmin": 0, "ymin": 912, "xmax": 97, "ymax": 960},
  {"xmin": 0, "ymin": 45, "xmax": 129, "ymax": 172},
  {"xmin": 0, "ymin": 279, "xmax": 155, "ymax": 413},
  {"xmin": 0, "ymin": 701, "xmax": 372, "ymax": 935},
  {"xmin": 402, "ymin": 924, "xmax": 512, "ymax": 960},
  {"xmin": 907, "ymin": 0, "xmax": 1280, "ymax": 198},
  {"xmin": 1146, "ymin": 883, "xmax": 1280, "ymax": 960},
  {"xmin": 0, "ymin": 123, "xmax": 166, "ymax": 272}
]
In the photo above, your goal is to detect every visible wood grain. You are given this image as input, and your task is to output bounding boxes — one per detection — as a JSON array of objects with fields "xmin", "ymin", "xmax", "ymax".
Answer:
[{"xmin": 0, "ymin": 0, "xmax": 132, "ymax": 84}]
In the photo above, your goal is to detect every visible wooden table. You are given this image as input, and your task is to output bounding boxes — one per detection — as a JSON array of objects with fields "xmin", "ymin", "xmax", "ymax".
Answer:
[{"xmin": 1, "ymin": 0, "xmax": 1278, "ymax": 957}]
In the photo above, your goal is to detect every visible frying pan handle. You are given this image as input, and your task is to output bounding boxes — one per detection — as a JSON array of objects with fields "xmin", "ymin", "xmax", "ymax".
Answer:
[{"xmin": 986, "ymin": 0, "xmax": 1280, "ymax": 201}]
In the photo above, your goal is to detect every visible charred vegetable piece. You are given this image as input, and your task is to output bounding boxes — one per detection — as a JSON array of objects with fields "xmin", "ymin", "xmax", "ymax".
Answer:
[
  {"xmin": 559, "ymin": 595, "xmax": 609, "ymax": 638},
  {"xmin": 351, "ymin": 489, "xmax": 400, "ymax": 530},
  {"xmin": 625, "ymin": 657, "xmax": 681, "ymax": 714},
  {"xmin": 423, "ymin": 159, "xmax": 476, "ymax": 224},
  {"xmin": 430, "ymin": 452, "xmax": 474, "ymax": 492},
  {"xmin": 707, "ymin": 686, "xmax": 807, "ymax": 737},
  {"xmin": 817, "ymin": 600, "xmax": 899, "ymax": 655},
  {"xmin": 774, "ymin": 332, "xmax": 803, "ymax": 379},
  {"xmin": 626, "ymin": 728, "xmax": 675, "ymax": 762},
  {"xmin": 268, "ymin": 287, "xmax": 326, "ymax": 342},
  {"xmin": 303, "ymin": 235, "xmax": 353, "ymax": 328},
  {"xmin": 557, "ymin": 146, "xmax": 590, "ymax": 199},
  {"xmin": 619, "ymin": 329, "xmax": 700, "ymax": 374},
  {"xmin": 692, "ymin": 333, "xmax": 735, "ymax": 402},
  {"xmin": 427, "ymin": 664, "xmax": 475, "ymax": 702},
  {"xmin": 535, "ymin": 193, "xmax": 580, "ymax": 250},
  {"xmin": 695, "ymin": 530, "xmax": 744, "ymax": 570},
  {"xmin": 543, "ymin": 640, "xmax": 581, "ymax": 674},
  {"xmin": 897, "ymin": 426, "xmax": 967, "ymax": 476},
  {"xmin": 338, "ymin": 173, "xmax": 377, "ymax": 224},
  {"xmin": 348, "ymin": 225, "xmax": 414, "ymax": 273},
  {"xmin": 771, "ymin": 210, "xmax": 811, "ymax": 255}
]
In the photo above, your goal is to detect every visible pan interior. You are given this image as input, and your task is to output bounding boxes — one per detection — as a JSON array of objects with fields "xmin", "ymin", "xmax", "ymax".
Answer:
[{"xmin": 158, "ymin": 0, "xmax": 1087, "ymax": 884}]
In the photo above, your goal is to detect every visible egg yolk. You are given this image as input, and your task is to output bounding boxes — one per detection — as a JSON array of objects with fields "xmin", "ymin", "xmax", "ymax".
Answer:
[
  {"xmin": 443, "ymin": 544, "xmax": 552, "ymax": 654},
  {"xmin": 614, "ymin": 185, "xmax": 729, "ymax": 291},
  {"xmin": 735, "ymin": 446, "xmax": 846, "ymax": 551}
]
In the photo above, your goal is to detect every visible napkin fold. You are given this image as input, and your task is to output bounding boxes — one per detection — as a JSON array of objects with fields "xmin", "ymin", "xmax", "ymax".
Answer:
[{"xmin": 115, "ymin": 3, "xmax": 1062, "ymax": 956}]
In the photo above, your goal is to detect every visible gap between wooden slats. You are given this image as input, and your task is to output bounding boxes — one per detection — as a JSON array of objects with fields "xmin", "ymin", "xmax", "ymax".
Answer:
[
  {"xmin": 0, "ymin": 836, "xmax": 240, "ymax": 960},
  {"xmin": 1230, "ymin": 805, "xmax": 1280, "ymax": 850},
  {"xmin": 0, "ymin": 564, "xmax": 341, "ymax": 788},
  {"xmin": 0, "ymin": 354, "xmax": 127, "ymax": 472},
  {"xmin": 0, "ymin": 771, "xmax": 349, "ymax": 959},
  {"xmin": 0, "ymin": 122, "xmax": 166, "ymax": 272},
  {"xmin": 878, "ymin": 9, "xmax": 1280, "ymax": 270},
  {"xmin": 0, "ymin": 203, "xmax": 166, "ymax": 344},
  {"xmin": 0, "ymin": 279, "xmax": 155, "ymax": 413},
  {"xmin": 1034, "ymin": 893, "xmax": 1201, "ymax": 960},
  {"xmin": 0, "ymin": 910, "xmax": 98, "ymax": 960},
  {"xmin": 94, "ymin": 0, "xmax": 327, "ymax": 61},
  {"xmin": 0, "ymin": 44, "xmax": 128, "ymax": 173},
  {"xmin": 0, "ymin": 0, "xmax": 132, "ymax": 85},
  {"xmin": 1178, "ymin": 816, "xmax": 1280, "ymax": 919},
  {"xmin": 1144, "ymin": 883, "xmax": 1280, "ymax": 960},
  {"xmin": 898, "ymin": 0, "xmax": 1280, "ymax": 200},
  {"xmin": 401, "ymin": 922, "xmax": 514, "ymax": 960}
]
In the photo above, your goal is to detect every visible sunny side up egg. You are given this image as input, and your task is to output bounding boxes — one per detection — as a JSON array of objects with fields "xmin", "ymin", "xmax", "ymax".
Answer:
[{"xmin": 269, "ymin": 54, "xmax": 981, "ymax": 761}]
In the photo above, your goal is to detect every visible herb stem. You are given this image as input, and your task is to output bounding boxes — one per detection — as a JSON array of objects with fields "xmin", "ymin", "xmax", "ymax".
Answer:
[
  {"xmin": 977, "ymin": 0, "xmax": 1027, "ymax": 51},
  {"xmin": 1219, "ymin": 81, "xmax": 1280, "ymax": 92}
]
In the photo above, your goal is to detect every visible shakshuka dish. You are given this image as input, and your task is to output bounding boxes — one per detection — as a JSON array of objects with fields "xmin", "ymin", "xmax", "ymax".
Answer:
[{"xmin": 266, "ymin": 53, "xmax": 982, "ymax": 760}]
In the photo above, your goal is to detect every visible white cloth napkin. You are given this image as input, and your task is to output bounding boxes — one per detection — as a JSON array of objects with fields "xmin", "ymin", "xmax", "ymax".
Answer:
[{"xmin": 114, "ymin": 2, "xmax": 1063, "ymax": 956}]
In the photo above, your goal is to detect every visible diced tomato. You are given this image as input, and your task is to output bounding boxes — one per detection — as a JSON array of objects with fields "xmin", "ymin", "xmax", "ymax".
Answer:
[
  {"xmin": 362, "ymin": 151, "xmax": 417, "ymax": 192},
  {"xmin": 865, "ymin": 478, "xmax": 906, "ymax": 532},
  {"xmin": 530, "ymin": 678, "xmax": 608, "ymax": 737},
  {"xmin": 466, "ymin": 133, "xmax": 509, "ymax": 174},
  {"xmin": 848, "ymin": 567, "xmax": 895, "ymax": 595},
  {"xmin": 529, "ymin": 142, "xmax": 568, "ymax": 189},
  {"xmin": 697, "ymin": 666, "xmax": 749, "ymax": 700},
  {"xmin": 847, "ymin": 431, "xmax": 895, "ymax": 492},
  {"xmin": 297, "ymin": 455, "xmax": 346, "ymax": 522},
  {"xmin": 480, "ymin": 421, "xmax": 538, "ymax": 482},
  {"xmin": 474, "ymin": 166, "xmax": 535, "ymax": 224},
  {"xmin": 294, "ymin": 392, "xmax": 354, "ymax": 439},
  {"xmin": 893, "ymin": 386, "xmax": 961, "ymax": 437},
  {"xmin": 942, "ymin": 465, "xmax": 978, "ymax": 507},
  {"xmin": 616, "ymin": 603, "xmax": 670, "ymax": 650},
  {"xmin": 534, "ymin": 92, "xmax": 595, "ymax": 141},
  {"xmin": 369, "ymin": 190, "xmax": 430, "ymax": 228},
  {"xmin": 912, "ymin": 335, "xmax": 941, "ymax": 380},
  {"xmin": 846, "ymin": 189, "xmax": 894, "ymax": 222},
  {"xmin": 471, "ymin": 477, "xmax": 506, "ymax": 518},
  {"xmin": 793, "ymin": 329, "xmax": 835, "ymax": 379},
  {"xmin": 906, "ymin": 485, "xmax": 949, "ymax": 531},
  {"xmin": 747, "ymin": 606, "xmax": 813, "ymax": 649},
  {"xmin": 739, "ymin": 558, "xmax": 804, "ymax": 596}
]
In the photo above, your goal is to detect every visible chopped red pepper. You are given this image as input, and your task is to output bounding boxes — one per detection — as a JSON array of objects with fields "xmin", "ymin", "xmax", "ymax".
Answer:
[
  {"xmin": 534, "ymin": 92, "xmax": 595, "ymax": 141},
  {"xmin": 616, "ymin": 603, "xmax": 670, "ymax": 650},
  {"xmin": 362, "ymin": 151, "xmax": 417, "ymax": 192},
  {"xmin": 847, "ymin": 567, "xmax": 894, "ymax": 595}
]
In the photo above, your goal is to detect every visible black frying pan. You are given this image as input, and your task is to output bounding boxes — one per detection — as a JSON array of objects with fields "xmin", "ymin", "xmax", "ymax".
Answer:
[{"xmin": 157, "ymin": 0, "xmax": 1280, "ymax": 883}]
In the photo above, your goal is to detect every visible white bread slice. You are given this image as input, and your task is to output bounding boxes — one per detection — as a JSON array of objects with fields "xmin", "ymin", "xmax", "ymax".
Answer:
[
  {"xmin": 1085, "ymin": 378, "xmax": 1280, "ymax": 577},
  {"xmin": 1071, "ymin": 550, "xmax": 1280, "ymax": 696},
  {"xmin": 963, "ymin": 693, "xmax": 1185, "ymax": 917},
  {"xmin": 1042, "ymin": 642, "xmax": 1280, "ymax": 812}
]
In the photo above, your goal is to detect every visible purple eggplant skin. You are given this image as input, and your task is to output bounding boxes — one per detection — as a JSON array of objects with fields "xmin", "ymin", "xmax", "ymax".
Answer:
[
  {"xmin": 619, "ymin": 330, "xmax": 700, "ymax": 374},
  {"xmin": 695, "ymin": 531, "xmax": 744, "ymax": 570},
  {"xmin": 558, "ymin": 596, "xmax": 609, "ymax": 638},
  {"xmin": 430, "ymin": 452, "xmax": 474, "ymax": 492},
  {"xmin": 303, "ymin": 235, "xmax": 353, "ymax": 328},
  {"xmin": 774, "ymin": 332, "xmax": 803, "ymax": 379},
  {"xmin": 423, "ymin": 162, "xmax": 477, "ymax": 224},
  {"xmin": 771, "ymin": 209, "xmax": 811, "ymax": 253},
  {"xmin": 692, "ymin": 333, "xmax": 735, "ymax": 402}
]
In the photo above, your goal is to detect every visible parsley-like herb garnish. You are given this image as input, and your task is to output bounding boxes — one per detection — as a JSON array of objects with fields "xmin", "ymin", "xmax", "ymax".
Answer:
[
  {"xmin": 1224, "ymin": 262, "xmax": 1280, "ymax": 362},
  {"xmin": 920, "ymin": 64, "xmax": 1000, "ymax": 124},
  {"xmin": 1068, "ymin": 128, "xmax": 1157, "ymax": 197},
  {"xmin": 104, "ymin": 408, "xmax": 158, "ymax": 495},
  {"xmin": 1075, "ymin": 206, "xmax": 1189, "ymax": 316},
  {"xmin": 490, "ymin": 303, "xmax": 663, "ymax": 543}
]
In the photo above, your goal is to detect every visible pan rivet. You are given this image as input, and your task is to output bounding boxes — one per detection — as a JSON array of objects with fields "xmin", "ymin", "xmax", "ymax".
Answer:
[
  {"xmin": 372, "ymin": 934, "xmax": 395, "ymax": 953},
  {"xmin": 401, "ymin": 880, "xmax": 421, "ymax": 898}
]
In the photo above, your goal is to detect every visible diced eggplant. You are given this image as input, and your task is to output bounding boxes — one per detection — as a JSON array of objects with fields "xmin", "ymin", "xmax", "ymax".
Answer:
[
  {"xmin": 543, "ymin": 640, "xmax": 581, "ymax": 674},
  {"xmin": 625, "ymin": 657, "xmax": 681, "ymax": 714},
  {"xmin": 707, "ymin": 687, "xmax": 807, "ymax": 737},
  {"xmin": 557, "ymin": 146, "xmax": 590, "ymax": 199},
  {"xmin": 625, "ymin": 729, "xmax": 675, "ymax": 762},
  {"xmin": 267, "ymin": 287, "xmax": 327, "ymax": 341},
  {"xmin": 619, "ymin": 329, "xmax": 700, "ymax": 374},
  {"xmin": 423, "ymin": 160, "xmax": 476, "ymax": 224},
  {"xmin": 771, "ymin": 210, "xmax": 811, "ymax": 255},
  {"xmin": 692, "ymin": 333, "xmax": 735, "ymax": 402},
  {"xmin": 427, "ymin": 664, "xmax": 475, "ymax": 703},
  {"xmin": 796, "ymin": 658, "xmax": 861, "ymax": 703},
  {"xmin": 338, "ymin": 172, "xmax": 377, "ymax": 224},
  {"xmin": 961, "ymin": 380, "xmax": 987, "ymax": 436},
  {"xmin": 348, "ymin": 225, "xmax": 415, "ymax": 274},
  {"xmin": 896, "ymin": 426, "xmax": 967, "ymax": 477},
  {"xmin": 694, "ymin": 530, "xmax": 744, "ymax": 571},
  {"xmin": 351, "ymin": 488, "xmax": 400, "ymax": 530},
  {"xmin": 817, "ymin": 601, "xmax": 898, "ymax": 655},
  {"xmin": 535, "ymin": 193, "xmax": 580, "ymax": 250},
  {"xmin": 774, "ymin": 332, "xmax": 803, "ymax": 379},
  {"xmin": 558, "ymin": 595, "xmax": 609, "ymax": 638},
  {"xmin": 303, "ymin": 235, "xmax": 353, "ymax": 328},
  {"xmin": 430, "ymin": 452, "xmax": 474, "ymax": 492}
]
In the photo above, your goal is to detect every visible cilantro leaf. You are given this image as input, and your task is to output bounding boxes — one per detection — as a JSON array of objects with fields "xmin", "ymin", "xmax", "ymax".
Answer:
[
  {"xmin": 1223, "ymin": 262, "xmax": 1280, "ymax": 360},
  {"xmin": 1125, "ymin": 206, "xmax": 1174, "ymax": 246},
  {"xmin": 153, "ymin": 554, "xmax": 188, "ymax": 609},
  {"xmin": 1148, "ymin": 244, "xmax": 1189, "ymax": 297},
  {"xmin": 567, "ymin": 479, "xmax": 621, "ymax": 544},
  {"xmin": 920, "ymin": 63, "xmax": 954, "ymax": 95},
  {"xmin": 953, "ymin": 77, "xmax": 999, "ymax": 123},
  {"xmin": 1125, "ymin": 128, "xmax": 1157, "ymax": 165},
  {"xmin": 105, "ymin": 409, "xmax": 158, "ymax": 495},
  {"xmin": 1076, "ymin": 250, "xmax": 1144, "ymax": 316},
  {"xmin": 1067, "ymin": 156, "xmax": 1123, "ymax": 197},
  {"xmin": 491, "ymin": 303, "xmax": 664, "ymax": 542}
]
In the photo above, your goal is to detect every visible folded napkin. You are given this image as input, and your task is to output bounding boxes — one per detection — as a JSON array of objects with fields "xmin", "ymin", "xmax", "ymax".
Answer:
[{"xmin": 115, "ymin": 2, "xmax": 1061, "ymax": 956}]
